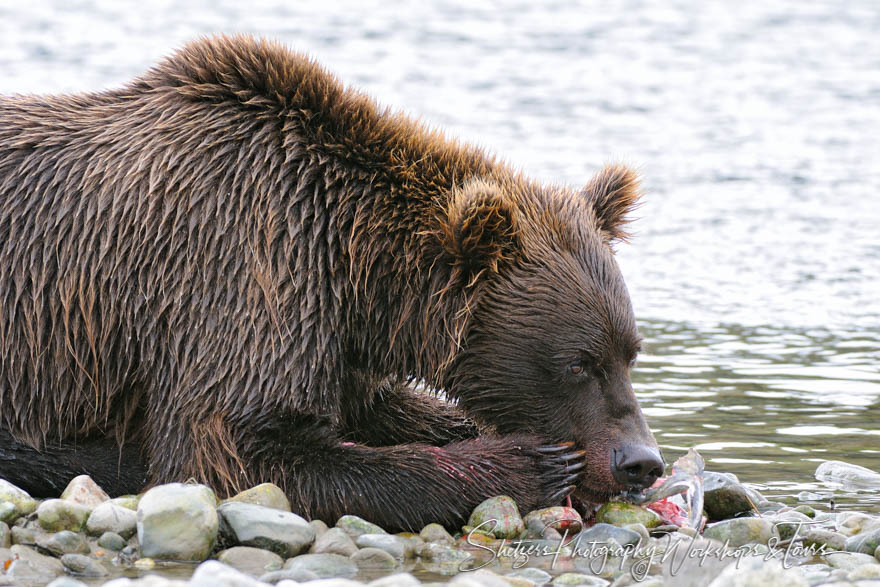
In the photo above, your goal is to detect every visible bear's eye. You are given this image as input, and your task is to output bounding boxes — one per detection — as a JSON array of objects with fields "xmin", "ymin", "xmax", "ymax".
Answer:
[{"xmin": 570, "ymin": 363, "xmax": 586, "ymax": 376}]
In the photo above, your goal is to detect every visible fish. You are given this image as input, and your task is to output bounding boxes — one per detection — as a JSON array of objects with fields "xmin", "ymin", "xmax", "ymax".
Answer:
[{"xmin": 624, "ymin": 448, "xmax": 706, "ymax": 529}]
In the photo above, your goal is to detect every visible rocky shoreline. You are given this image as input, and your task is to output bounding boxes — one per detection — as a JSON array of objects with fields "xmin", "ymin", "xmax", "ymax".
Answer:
[{"xmin": 2, "ymin": 466, "xmax": 880, "ymax": 587}]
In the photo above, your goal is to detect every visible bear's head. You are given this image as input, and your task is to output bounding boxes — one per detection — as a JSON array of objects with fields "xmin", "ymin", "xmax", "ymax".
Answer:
[{"xmin": 436, "ymin": 164, "xmax": 663, "ymax": 503}]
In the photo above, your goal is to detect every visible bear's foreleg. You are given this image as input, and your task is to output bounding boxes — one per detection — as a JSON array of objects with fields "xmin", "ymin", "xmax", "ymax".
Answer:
[
  {"xmin": 340, "ymin": 378, "xmax": 480, "ymax": 446},
  {"xmin": 256, "ymin": 415, "xmax": 583, "ymax": 531}
]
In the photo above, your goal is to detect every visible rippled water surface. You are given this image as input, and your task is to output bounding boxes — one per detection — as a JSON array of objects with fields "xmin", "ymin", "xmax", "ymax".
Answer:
[{"xmin": 2, "ymin": 1, "xmax": 878, "ymax": 509}]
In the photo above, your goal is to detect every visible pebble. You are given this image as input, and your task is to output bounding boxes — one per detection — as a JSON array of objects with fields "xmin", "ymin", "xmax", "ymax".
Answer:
[
  {"xmin": 706, "ymin": 556, "xmax": 809, "ymax": 586},
  {"xmin": 702, "ymin": 471, "xmax": 757, "ymax": 520},
  {"xmin": 0, "ymin": 522, "xmax": 9, "ymax": 548},
  {"xmin": 576, "ymin": 523, "xmax": 641, "ymax": 548},
  {"xmin": 86, "ymin": 501, "xmax": 138, "ymax": 538},
  {"xmin": 703, "ymin": 517, "xmax": 779, "ymax": 546},
  {"xmin": 335, "ymin": 514, "xmax": 388, "ymax": 539},
  {"xmin": 351, "ymin": 546, "xmax": 397, "ymax": 569},
  {"xmin": 225, "ymin": 482, "xmax": 291, "ymax": 512},
  {"xmin": 110, "ymin": 495, "xmax": 140, "ymax": 511},
  {"xmin": 11, "ymin": 525, "xmax": 35, "ymax": 544},
  {"xmin": 312, "ymin": 527, "xmax": 359, "ymax": 556},
  {"xmin": 846, "ymin": 528, "xmax": 880, "ymax": 555},
  {"xmin": 38, "ymin": 530, "xmax": 91, "ymax": 556},
  {"xmin": 216, "ymin": 545, "xmax": 284, "ymax": 575},
  {"xmin": 0, "ymin": 502, "xmax": 16, "ymax": 525},
  {"xmin": 467, "ymin": 496, "xmax": 525, "ymax": 539},
  {"xmin": 523, "ymin": 507, "xmax": 583, "ymax": 538},
  {"xmin": 189, "ymin": 560, "xmax": 265, "ymax": 587},
  {"xmin": 825, "ymin": 551, "xmax": 878, "ymax": 570},
  {"xmin": 259, "ymin": 568, "xmax": 321, "ymax": 583},
  {"xmin": 594, "ymin": 502, "xmax": 660, "ymax": 529},
  {"xmin": 506, "ymin": 568, "xmax": 553, "ymax": 585},
  {"xmin": 419, "ymin": 541, "xmax": 473, "ymax": 563},
  {"xmin": 420, "ymin": 523, "xmax": 455, "ymax": 545},
  {"xmin": 217, "ymin": 501, "xmax": 315, "ymax": 557},
  {"xmin": 37, "ymin": 499, "xmax": 92, "ymax": 532},
  {"xmin": 768, "ymin": 510, "xmax": 813, "ymax": 541},
  {"xmin": 815, "ymin": 460, "xmax": 880, "ymax": 490},
  {"xmin": 551, "ymin": 574, "xmax": 609, "ymax": 586},
  {"xmin": 311, "ymin": 519, "xmax": 330, "ymax": 538},
  {"xmin": 282, "ymin": 553, "xmax": 358, "ymax": 578},
  {"xmin": 60, "ymin": 553, "xmax": 109, "ymax": 577},
  {"xmin": 794, "ymin": 505, "xmax": 816, "ymax": 518},
  {"xmin": 137, "ymin": 483, "xmax": 218, "ymax": 561},
  {"xmin": 59, "ymin": 475, "xmax": 110, "ymax": 508},
  {"xmin": 46, "ymin": 578, "xmax": 89, "ymax": 587},
  {"xmin": 355, "ymin": 533, "xmax": 411, "ymax": 559},
  {"xmin": 367, "ymin": 572, "xmax": 422, "ymax": 587},
  {"xmin": 97, "ymin": 531, "xmax": 127, "ymax": 551},
  {"xmin": 0, "ymin": 480, "xmax": 38, "ymax": 517},
  {"xmin": 9, "ymin": 543, "xmax": 66, "ymax": 574},
  {"xmin": 802, "ymin": 529, "xmax": 847, "ymax": 552},
  {"xmin": 6, "ymin": 558, "xmax": 61, "ymax": 584},
  {"xmin": 451, "ymin": 569, "xmax": 511, "ymax": 587}
]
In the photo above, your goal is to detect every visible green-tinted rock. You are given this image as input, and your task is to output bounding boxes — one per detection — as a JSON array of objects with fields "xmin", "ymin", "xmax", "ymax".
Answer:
[
  {"xmin": 468, "ymin": 496, "xmax": 525, "ymax": 539},
  {"xmin": 0, "ymin": 501, "xmax": 17, "ymax": 524},
  {"xmin": 702, "ymin": 472, "xmax": 757, "ymax": 521},
  {"xmin": 136, "ymin": 483, "xmax": 218, "ymax": 561},
  {"xmin": 216, "ymin": 545, "xmax": 284, "ymax": 575},
  {"xmin": 60, "ymin": 553, "xmax": 108, "ymax": 577},
  {"xmin": 793, "ymin": 505, "xmax": 816, "ymax": 518},
  {"xmin": 351, "ymin": 546, "xmax": 397, "ymax": 569},
  {"xmin": 703, "ymin": 518, "xmax": 778, "ymax": 547},
  {"xmin": 0, "ymin": 480, "xmax": 38, "ymax": 516},
  {"xmin": 96, "ymin": 531, "xmax": 126, "ymax": 551},
  {"xmin": 225, "ymin": 483, "xmax": 291, "ymax": 512},
  {"xmin": 419, "ymin": 541, "xmax": 473, "ymax": 563},
  {"xmin": 109, "ymin": 495, "xmax": 140, "ymax": 511},
  {"xmin": 37, "ymin": 499, "xmax": 91, "ymax": 532},
  {"xmin": 595, "ymin": 502, "xmax": 661, "ymax": 529},
  {"xmin": 768, "ymin": 511, "xmax": 813, "ymax": 541},
  {"xmin": 0, "ymin": 521, "xmax": 10, "ymax": 548},
  {"xmin": 38, "ymin": 530, "xmax": 91, "ymax": 556},
  {"xmin": 802, "ymin": 529, "xmax": 846, "ymax": 552},
  {"xmin": 335, "ymin": 514, "xmax": 387, "ymax": 539},
  {"xmin": 282, "ymin": 553, "xmax": 358, "ymax": 578},
  {"xmin": 845, "ymin": 528, "xmax": 880, "ymax": 555}
]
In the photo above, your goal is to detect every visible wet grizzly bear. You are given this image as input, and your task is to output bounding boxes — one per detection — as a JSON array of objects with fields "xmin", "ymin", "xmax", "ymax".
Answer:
[{"xmin": 0, "ymin": 35, "xmax": 663, "ymax": 531}]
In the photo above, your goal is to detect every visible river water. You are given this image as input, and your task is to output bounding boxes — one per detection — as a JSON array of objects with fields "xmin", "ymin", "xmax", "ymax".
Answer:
[{"xmin": 1, "ymin": 1, "xmax": 878, "ymax": 512}]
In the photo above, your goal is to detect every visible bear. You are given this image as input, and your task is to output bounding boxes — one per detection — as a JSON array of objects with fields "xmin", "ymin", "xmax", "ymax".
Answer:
[{"xmin": 0, "ymin": 34, "xmax": 663, "ymax": 531}]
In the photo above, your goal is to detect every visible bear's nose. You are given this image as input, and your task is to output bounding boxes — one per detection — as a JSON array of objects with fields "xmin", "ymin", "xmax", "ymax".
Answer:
[{"xmin": 611, "ymin": 444, "xmax": 665, "ymax": 490}]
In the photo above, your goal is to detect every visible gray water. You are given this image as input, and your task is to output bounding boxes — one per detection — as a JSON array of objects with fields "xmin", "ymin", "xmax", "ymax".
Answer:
[{"xmin": 1, "ymin": 1, "xmax": 879, "ymax": 511}]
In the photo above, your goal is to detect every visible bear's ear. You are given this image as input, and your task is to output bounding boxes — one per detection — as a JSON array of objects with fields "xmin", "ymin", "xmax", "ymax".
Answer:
[
  {"xmin": 436, "ymin": 179, "xmax": 519, "ymax": 280},
  {"xmin": 581, "ymin": 164, "xmax": 642, "ymax": 242}
]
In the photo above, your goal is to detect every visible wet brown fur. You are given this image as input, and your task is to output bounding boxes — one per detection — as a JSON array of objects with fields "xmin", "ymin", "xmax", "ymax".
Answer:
[{"xmin": 0, "ymin": 35, "xmax": 654, "ymax": 529}]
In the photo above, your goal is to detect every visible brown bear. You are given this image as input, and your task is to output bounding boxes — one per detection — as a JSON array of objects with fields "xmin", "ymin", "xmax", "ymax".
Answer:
[{"xmin": 0, "ymin": 34, "xmax": 662, "ymax": 531}]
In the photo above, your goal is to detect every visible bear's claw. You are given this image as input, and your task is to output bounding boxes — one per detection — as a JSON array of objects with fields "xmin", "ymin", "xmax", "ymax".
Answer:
[
  {"xmin": 536, "ymin": 442, "xmax": 586, "ymax": 506},
  {"xmin": 536, "ymin": 441, "xmax": 575, "ymax": 454}
]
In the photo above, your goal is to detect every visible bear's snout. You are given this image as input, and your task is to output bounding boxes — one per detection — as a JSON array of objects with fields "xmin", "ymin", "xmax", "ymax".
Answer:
[{"xmin": 610, "ymin": 444, "xmax": 665, "ymax": 490}]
